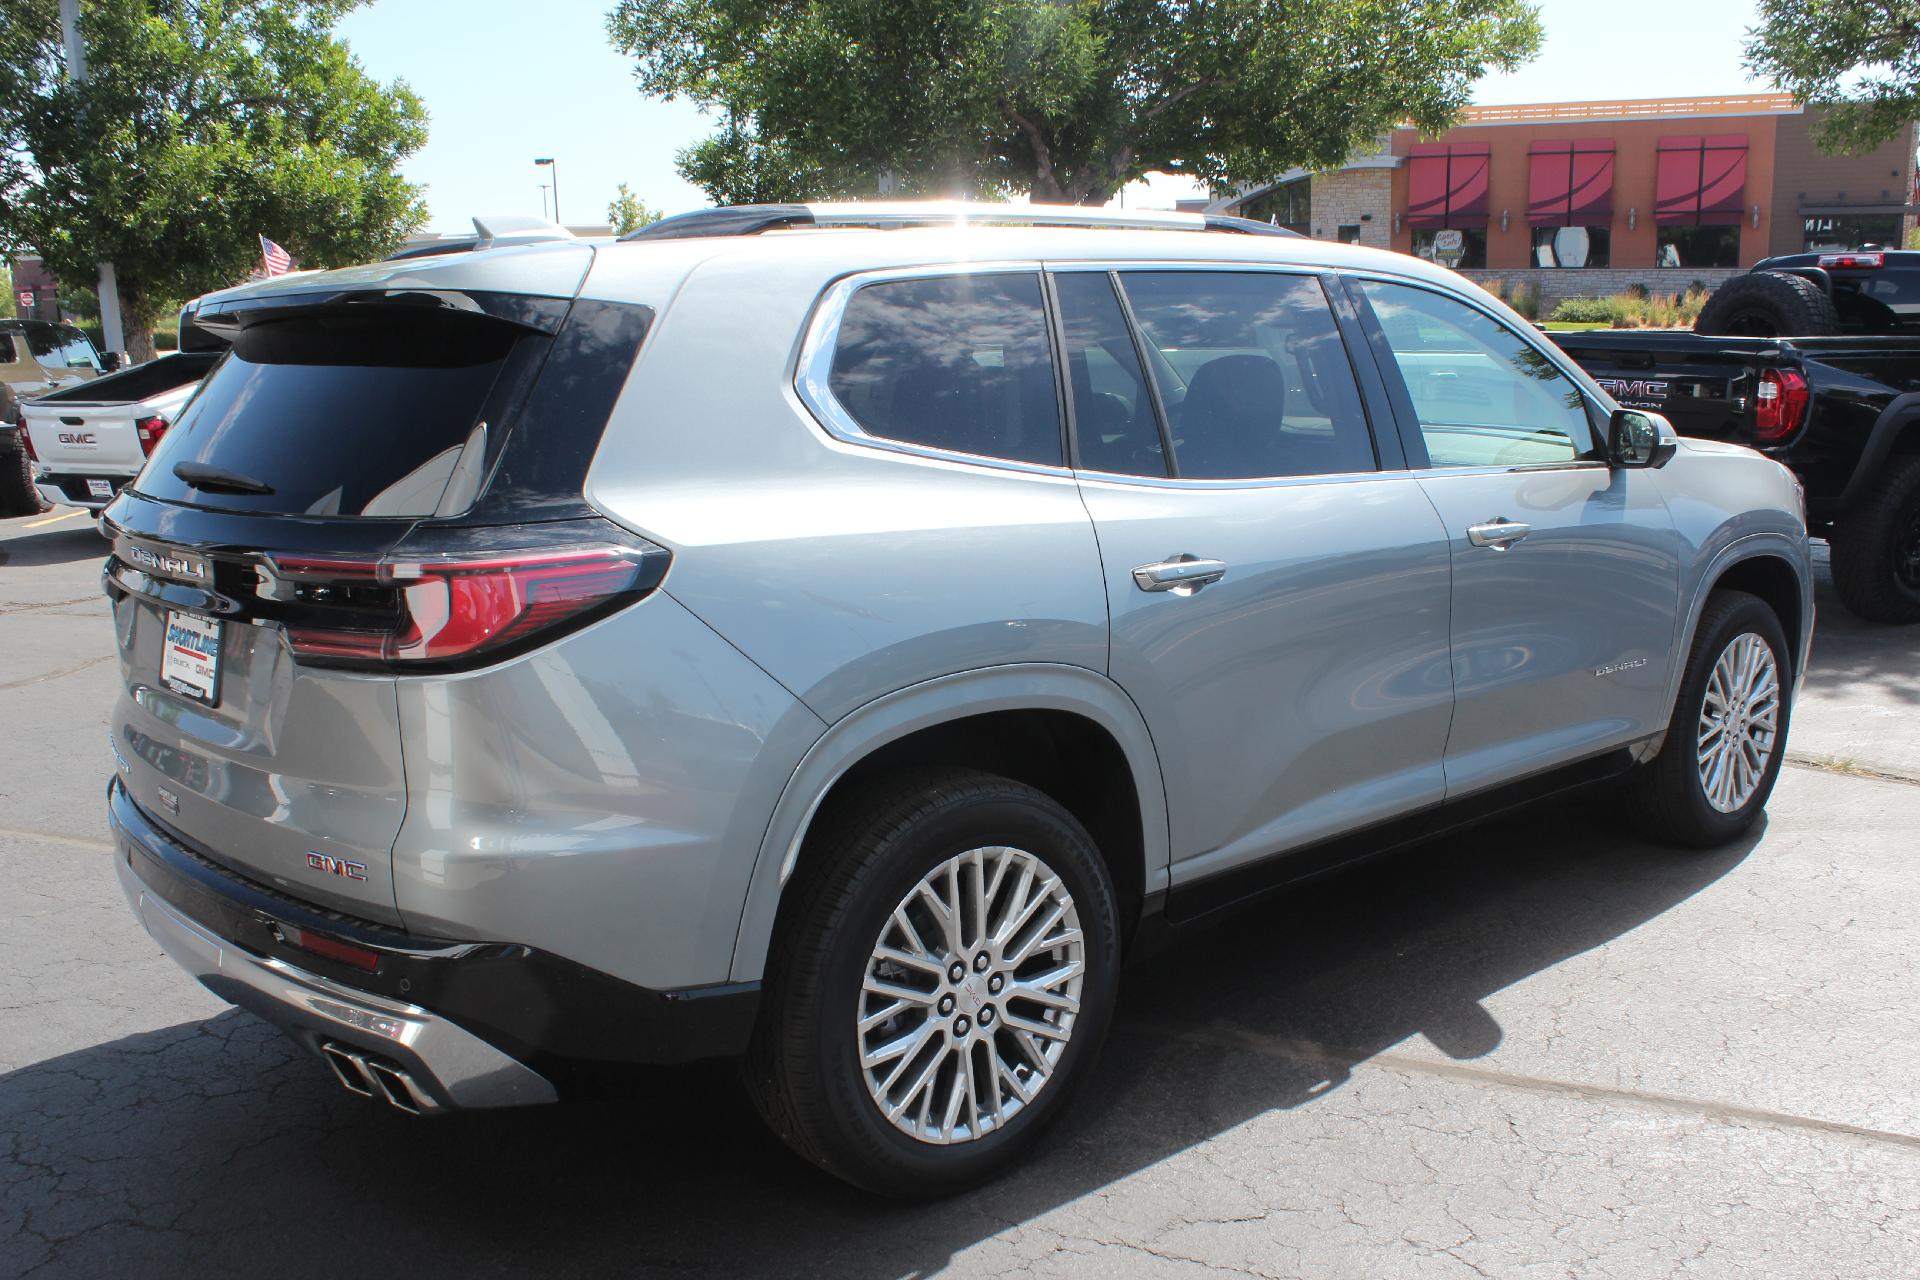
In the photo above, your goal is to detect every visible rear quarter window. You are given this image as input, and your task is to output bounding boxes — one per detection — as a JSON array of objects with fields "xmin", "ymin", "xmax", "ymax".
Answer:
[{"xmin": 824, "ymin": 272, "xmax": 1063, "ymax": 467}]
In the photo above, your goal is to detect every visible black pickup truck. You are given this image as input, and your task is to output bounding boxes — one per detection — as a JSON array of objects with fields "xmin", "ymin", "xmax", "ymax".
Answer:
[{"xmin": 1551, "ymin": 253, "xmax": 1920, "ymax": 624}]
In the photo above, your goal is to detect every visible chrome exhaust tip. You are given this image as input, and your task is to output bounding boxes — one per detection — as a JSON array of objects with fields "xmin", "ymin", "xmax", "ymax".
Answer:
[
  {"xmin": 320, "ymin": 1042, "xmax": 377, "ymax": 1097},
  {"xmin": 319, "ymin": 1042, "xmax": 439, "ymax": 1114}
]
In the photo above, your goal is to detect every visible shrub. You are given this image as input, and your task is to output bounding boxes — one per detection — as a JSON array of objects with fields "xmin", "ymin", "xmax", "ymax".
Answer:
[
  {"xmin": 1624, "ymin": 282, "xmax": 1650, "ymax": 301},
  {"xmin": 152, "ymin": 328, "xmax": 179, "ymax": 352},
  {"xmin": 1551, "ymin": 284, "xmax": 1707, "ymax": 329},
  {"xmin": 1481, "ymin": 278, "xmax": 1541, "ymax": 321},
  {"xmin": 1550, "ymin": 296, "xmax": 1622, "ymax": 324}
]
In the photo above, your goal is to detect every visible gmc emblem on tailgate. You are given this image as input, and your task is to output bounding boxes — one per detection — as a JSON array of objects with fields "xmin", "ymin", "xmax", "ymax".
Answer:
[
  {"xmin": 57, "ymin": 432, "xmax": 97, "ymax": 445},
  {"xmin": 1596, "ymin": 378, "xmax": 1670, "ymax": 404},
  {"xmin": 307, "ymin": 853, "xmax": 369, "ymax": 882}
]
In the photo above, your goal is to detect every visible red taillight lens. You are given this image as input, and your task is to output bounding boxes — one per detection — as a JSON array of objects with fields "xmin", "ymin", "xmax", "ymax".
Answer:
[
  {"xmin": 270, "ymin": 543, "xmax": 664, "ymax": 667},
  {"xmin": 1753, "ymin": 368, "xmax": 1809, "ymax": 442},
  {"xmin": 1816, "ymin": 252, "xmax": 1883, "ymax": 269},
  {"xmin": 15, "ymin": 420, "xmax": 36, "ymax": 462},
  {"xmin": 134, "ymin": 415, "xmax": 169, "ymax": 456}
]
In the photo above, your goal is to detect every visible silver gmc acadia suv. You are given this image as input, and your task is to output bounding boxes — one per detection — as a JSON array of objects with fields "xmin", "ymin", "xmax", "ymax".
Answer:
[{"xmin": 101, "ymin": 203, "xmax": 1812, "ymax": 1195}]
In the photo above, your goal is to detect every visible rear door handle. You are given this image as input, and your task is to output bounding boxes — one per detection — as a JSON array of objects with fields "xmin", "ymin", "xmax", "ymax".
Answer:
[
  {"xmin": 1466, "ymin": 519, "xmax": 1531, "ymax": 550},
  {"xmin": 1133, "ymin": 555, "xmax": 1228, "ymax": 594}
]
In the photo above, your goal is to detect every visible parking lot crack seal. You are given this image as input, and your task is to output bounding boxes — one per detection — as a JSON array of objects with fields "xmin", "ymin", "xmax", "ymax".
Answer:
[{"xmin": 1784, "ymin": 751, "xmax": 1920, "ymax": 787}]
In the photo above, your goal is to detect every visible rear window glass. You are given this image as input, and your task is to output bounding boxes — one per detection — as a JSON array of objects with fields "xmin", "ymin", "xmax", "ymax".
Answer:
[
  {"xmin": 135, "ymin": 310, "xmax": 537, "ymax": 517},
  {"xmin": 24, "ymin": 324, "xmax": 100, "ymax": 371},
  {"xmin": 827, "ymin": 273, "xmax": 1062, "ymax": 466}
]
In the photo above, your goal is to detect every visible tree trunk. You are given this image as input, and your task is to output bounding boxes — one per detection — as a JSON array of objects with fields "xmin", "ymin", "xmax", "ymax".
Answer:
[{"xmin": 119, "ymin": 284, "xmax": 159, "ymax": 364}]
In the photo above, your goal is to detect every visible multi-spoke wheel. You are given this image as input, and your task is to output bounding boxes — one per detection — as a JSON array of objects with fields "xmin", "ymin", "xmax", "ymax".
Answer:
[
  {"xmin": 1635, "ymin": 590, "xmax": 1792, "ymax": 847},
  {"xmin": 857, "ymin": 845, "xmax": 1085, "ymax": 1144},
  {"xmin": 746, "ymin": 769, "xmax": 1120, "ymax": 1196}
]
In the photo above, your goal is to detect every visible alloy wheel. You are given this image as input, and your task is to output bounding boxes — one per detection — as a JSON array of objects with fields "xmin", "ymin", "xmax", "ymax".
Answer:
[
  {"xmin": 1696, "ymin": 632, "xmax": 1781, "ymax": 813},
  {"xmin": 856, "ymin": 845, "xmax": 1085, "ymax": 1145}
]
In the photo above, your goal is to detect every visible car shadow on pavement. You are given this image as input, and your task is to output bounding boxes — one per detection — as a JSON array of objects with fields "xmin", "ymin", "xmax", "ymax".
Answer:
[
  {"xmin": 0, "ymin": 803, "xmax": 1756, "ymax": 1279},
  {"xmin": 0, "ymin": 521, "xmax": 108, "ymax": 569}
]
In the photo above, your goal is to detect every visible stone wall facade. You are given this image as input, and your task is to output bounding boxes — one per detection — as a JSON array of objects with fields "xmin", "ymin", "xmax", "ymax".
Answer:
[
  {"xmin": 1457, "ymin": 266, "xmax": 1745, "ymax": 313},
  {"xmin": 1304, "ymin": 169, "xmax": 1393, "ymax": 250}
]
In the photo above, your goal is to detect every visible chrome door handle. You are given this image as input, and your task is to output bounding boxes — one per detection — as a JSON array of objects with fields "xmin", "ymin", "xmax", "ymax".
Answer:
[
  {"xmin": 1466, "ymin": 519, "xmax": 1531, "ymax": 550},
  {"xmin": 1133, "ymin": 555, "xmax": 1228, "ymax": 594}
]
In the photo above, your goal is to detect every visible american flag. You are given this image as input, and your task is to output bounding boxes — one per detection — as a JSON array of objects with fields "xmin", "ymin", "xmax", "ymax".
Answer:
[{"xmin": 259, "ymin": 234, "xmax": 293, "ymax": 277}]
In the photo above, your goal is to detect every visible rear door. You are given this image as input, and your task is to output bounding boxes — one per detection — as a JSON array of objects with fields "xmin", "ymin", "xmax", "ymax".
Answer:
[
  {"xmin": 1058, "ymin": 267, "xmax": 1456, "ymax": 905},
  {"xmin": 105, "ymin": 302, "xmax": 559, "ymax": 924},
  {"xmin": 1347, "ymin": 276, "xmax": 1681, "ymax": 798}
]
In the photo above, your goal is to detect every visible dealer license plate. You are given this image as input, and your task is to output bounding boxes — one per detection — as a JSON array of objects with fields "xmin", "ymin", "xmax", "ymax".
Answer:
[{"xmin": 161, "ymin": 611, "xmax": 222, "ymax": 704}]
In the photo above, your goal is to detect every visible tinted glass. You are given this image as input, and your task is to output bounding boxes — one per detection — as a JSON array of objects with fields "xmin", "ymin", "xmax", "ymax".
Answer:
[
  {"xmin": 136, "ymin": 310, "xmax": 537, "ymax": 517},
  {"xmin": 1357, "ymin": 279, "xmax": 1597, "ymax": 467},
  {"xmin": 1118, "ymin": 272, "xmax": 1376, "ymax": 480},
  {"xmin": 0, "ymin": 335, "xmax": 15, "ymax": 365},
  {"xmin": 1053, "ymin": 273, "xmax": 1165, "ymax": 476},
  {"xmin": 55, "ymin": 326, "xmax": 99, "ymax": 371},
  {"xmin": 828, "ymin": 273, "xmax": 1061, "ymax": 466},
  {"xmin": 1656, "ymin": 225, "xmax": 1739, "ymax": 268}
]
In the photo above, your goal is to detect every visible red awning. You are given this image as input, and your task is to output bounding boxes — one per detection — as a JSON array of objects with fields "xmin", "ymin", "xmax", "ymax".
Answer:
[
  {"xmin": 1568, "ymin": 140, "xmax": 1614, "ymax": 222},
  {"xmin": 1406, "ymin": 142, "xmax": 1489, "ymax": 229},
  {"xmin": 1657, "ymin": 134, "xmax": 1748, "ymax": 226},
  {"xmin": 1528, "ymin": 141, "xmax": 1572, "ymax": 225}
]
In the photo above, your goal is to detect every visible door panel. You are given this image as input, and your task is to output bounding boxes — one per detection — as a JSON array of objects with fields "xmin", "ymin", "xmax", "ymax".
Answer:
[{"xmin": 1085, "ymin": 476, "xmax": 1455, "ymax": 878}]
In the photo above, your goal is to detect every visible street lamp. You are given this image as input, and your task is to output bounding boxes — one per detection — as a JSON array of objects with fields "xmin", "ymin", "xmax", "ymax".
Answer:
[{"xmin": 535, "ymin": 157, "xmax": 559, "ymax": 225}]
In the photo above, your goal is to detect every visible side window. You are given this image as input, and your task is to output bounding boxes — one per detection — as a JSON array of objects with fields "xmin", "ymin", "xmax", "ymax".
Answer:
[
  {"xmin": 0, "ymin": 335, "xmax": 16, "ymax": 365},
  {"xmin": 1053, "ymin": 272, "xmax": 1165, "ymax": 477},
  {"xmin": 827, "ymin": 272, "xmax": 1061, "ymax": 467},
  {"xmin": 1118, "ymin": 271, "xmax": 1377, "ymax": 480},
  {"xmin": 56, "ymin": 327, "xmax": 100, "ymax": 371},
  {"xmin": 1356, "ymin": 279, "xmax": 1597, "ymax": 467}
]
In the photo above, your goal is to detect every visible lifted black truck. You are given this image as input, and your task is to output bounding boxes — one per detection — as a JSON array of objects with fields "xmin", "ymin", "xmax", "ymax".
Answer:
[{"xmin": 1551, "ymin": 328, "xmax": 1920, "ymax": 622}]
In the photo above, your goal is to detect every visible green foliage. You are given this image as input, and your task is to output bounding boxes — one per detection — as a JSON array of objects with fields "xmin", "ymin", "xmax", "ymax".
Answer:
[
  {"xmin": 607, "ymin": 0, "xmax": 1544, "ymax": 206},
  {"xmin": 1481, "ymin": 278, "xmax": 1540, "ymax": 321},
  {"xmin": 1907, "ymin": 224, "xmax": 1920, "ymax": 250},
  {"xmin": 1550, "ymin": 286, "xmax": 1709, "ymax": 329},
  {"xmin": 0, "ymin": 0, "xmax": 428, "ymax": 356},
  {"xmin": 606, "ymin": 182, "xmax": 663, "ymax": 234},
  {"xmin": 1746, "ymin": 0, "xmax": 1920, "ymax": 153}
]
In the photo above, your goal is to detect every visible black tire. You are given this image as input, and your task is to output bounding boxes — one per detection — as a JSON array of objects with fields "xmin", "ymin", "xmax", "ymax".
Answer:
[
  {"xmin": 1693, "ymin": 271, "xmax": 1840, "ymax": 337},
  {"xmin": 745, "ymin": 767, "xmax": 1121, "ymax": 1197},
  {"xmin": 1829, "ymin": 454, "xmax": 1920, "ymax": 624},
  {"xmin": 1633, "ymin": 590, "xmax": 1792, "ymax": 848},
  {"xmin": 0, "ymin": 385, "xmax": 48, "ymax": 517}
]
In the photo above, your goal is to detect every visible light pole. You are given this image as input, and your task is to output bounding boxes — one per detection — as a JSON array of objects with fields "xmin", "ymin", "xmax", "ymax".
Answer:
[
  {"xmin": 58, "ymin": 0, "xmax": 126, "ymax": 356},
  {"xmin": 535, "ymin": 157, "xmax": 559, "ymax": 226}
]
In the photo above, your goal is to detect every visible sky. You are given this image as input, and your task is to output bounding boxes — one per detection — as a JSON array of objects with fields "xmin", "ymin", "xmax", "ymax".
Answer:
[{"xmin": 334, "ymin": 0, "xmax": 1775, "ymax": 234}]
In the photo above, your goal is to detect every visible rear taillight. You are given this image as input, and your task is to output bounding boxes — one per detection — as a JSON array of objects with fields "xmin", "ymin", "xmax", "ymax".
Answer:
[
  {"xmin": 1753, "ymin": 368, "xmax": 1809, "ymax": 443},
  {"xmin": 1817, "ymin": 252, "xmax": 1883, "ymax": 269},
  {"xmin": 15, "ymin": 421, "xmax": 36, "ymax": 462},
  {"xmin": 266, "ymin": 541, "xmax": 668, "ymax": 669},
  {"xmin": 134, "ymin": 415, "xmax": 169, "ymax": 457}
]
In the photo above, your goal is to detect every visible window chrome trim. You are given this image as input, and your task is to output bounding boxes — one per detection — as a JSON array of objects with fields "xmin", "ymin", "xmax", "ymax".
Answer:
[
  {"xmin": 793, "ymin": 260, "xmax": 1075, "ymax": 478},
  {"xmin": 1071, "ymin": 465, "xmax": 1421, "ymax": 492}
]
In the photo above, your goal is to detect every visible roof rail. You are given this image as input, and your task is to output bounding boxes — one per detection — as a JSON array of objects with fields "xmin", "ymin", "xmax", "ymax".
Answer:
[{"xmin": 622, "ymin": 201, "xmax": 1300, "ymax": 242}]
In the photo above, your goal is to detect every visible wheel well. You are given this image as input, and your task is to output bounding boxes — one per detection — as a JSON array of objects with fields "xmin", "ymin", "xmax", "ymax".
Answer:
[
  {"xmin": 1710, "ymin": 555, "xmax": 1803, "ymax": 675},
  {"xmin": 790, "ymin": 710, "xmax": 1148, "ymax": 947}
]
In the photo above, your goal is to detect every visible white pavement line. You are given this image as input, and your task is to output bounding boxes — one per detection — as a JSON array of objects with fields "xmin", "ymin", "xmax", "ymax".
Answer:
[
  {"xmin": 1784, "ymin": 751, "xmax": 1920, "ymax": 787},
  {"xmin": 0, "ymin": 824, "xmax": 114, "ymax": 852},
  {"xmin": 1119, "ymin": 1021, "xmax": 1920, "ymax": 1151}
]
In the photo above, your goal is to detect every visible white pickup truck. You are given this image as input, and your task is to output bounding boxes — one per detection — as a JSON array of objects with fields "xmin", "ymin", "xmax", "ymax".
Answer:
[{"xmin": 19, "ymin": 353, "xmax": 218, "ymax": 510}]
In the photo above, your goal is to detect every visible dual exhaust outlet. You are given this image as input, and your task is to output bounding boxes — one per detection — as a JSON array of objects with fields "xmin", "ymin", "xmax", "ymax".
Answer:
[{"xmin": 319, "ymin": 1042, "xmax": 439, "ymax": 1115}]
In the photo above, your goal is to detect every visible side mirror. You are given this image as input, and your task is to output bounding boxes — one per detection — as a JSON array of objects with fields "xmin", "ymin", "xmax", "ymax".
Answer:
[
  {"xmin": 98, "ymin": 352, "xmax": 126, "ymax": 373},
  {"xmin": 1609, "ymin": 408, "xmax": 1678, "ymax": 469}
]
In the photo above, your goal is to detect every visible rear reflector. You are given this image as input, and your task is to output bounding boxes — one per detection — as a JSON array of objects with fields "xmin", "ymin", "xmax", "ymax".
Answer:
[
  {"xmin": 275, "ymin": 923, "xmax": 382, "ymax": 973},
  {"xmin": 16, "ymin": 421, "xmax": 36, "ymax": 462},
  {"xmin": 1754, "ymin": 368, "xmax": 1809, "ymax": 442},
  {"xmin": 1816, "ymin": 252, "xmax": 1883, "ymax": 269},
  {"xmin": 268, "ymin": 541, "xmax": 667, "ymax": 669},
  {"xmin": 134, "ymin": 415, "xmax": 169, "ymax": 457}
]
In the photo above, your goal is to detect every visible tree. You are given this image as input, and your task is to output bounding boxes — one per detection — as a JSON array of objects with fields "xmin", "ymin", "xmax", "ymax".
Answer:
[
  {"xmin": 1746, "ymin": 0, "xmax": 1920, "ymax": 153},
  {"xmin": 0, "ymin": 0, "xmax": 428, "ymax": 359},
  {"xmin": 607, "ymin": 181, "xmax": 663, "ymax": 233},
  {"xmin": 606, "ymin": 0, "xmax": 1543, "ymax": 207}
]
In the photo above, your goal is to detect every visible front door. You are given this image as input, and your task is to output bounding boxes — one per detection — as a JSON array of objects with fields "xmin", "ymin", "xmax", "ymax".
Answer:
[
  {"xmin": 1052, "ymin": 267, "xmax": 1457, "ymax": 899},
  {"xmin": 1348, "ymin": 277, "xmax": 1682, "ymax": 799}
]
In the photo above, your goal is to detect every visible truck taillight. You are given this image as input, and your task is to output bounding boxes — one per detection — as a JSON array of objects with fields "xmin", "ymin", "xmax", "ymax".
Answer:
[
  {"xmin": 266, "ymin": 541, "xmax": 669, "ymax": 669},
  {"xmin": 134, "ymin": 415, "xmax": 169, "ymax": 457},
  {"xmin": 15, "ymin": 421, "xmax": 36, "ymax": 462},
  {"xmin": 1816, "ymin": 252, "xmax": 1883, "ymax": 269},
  {"xmin": 1753, "ymin": 368, "xmax": 1809, "ymax": 443}
]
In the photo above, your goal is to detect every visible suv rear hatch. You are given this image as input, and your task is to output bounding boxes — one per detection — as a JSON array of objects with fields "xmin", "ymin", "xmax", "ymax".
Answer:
[{"xmin": 103, "ymin": 248, "xmax": 664, "ymax": 926}]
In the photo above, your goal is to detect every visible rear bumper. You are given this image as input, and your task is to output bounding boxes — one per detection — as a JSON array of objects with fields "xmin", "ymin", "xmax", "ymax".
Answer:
[
  {"xmin": 107, "ymin": 775, "xmax": 761, "ymax": 1105},
  {"xmin": 35, "ymin": 471, "xmax": 128, "ymax": 510}
]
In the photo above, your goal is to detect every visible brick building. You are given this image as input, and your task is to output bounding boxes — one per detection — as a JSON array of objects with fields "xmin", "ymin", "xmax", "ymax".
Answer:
[{"xmin": 1217, "ymin": 95, "xmax": 1919, "ymax": 308}]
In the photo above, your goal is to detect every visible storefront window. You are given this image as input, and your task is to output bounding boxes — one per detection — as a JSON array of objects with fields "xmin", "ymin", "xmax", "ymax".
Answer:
[
  {"xmin": 1802, "ymin": 215, "xmax": 1902, "ymax": 252},
  {"xmin": 1656, "ymin": 225, "xmax": 1740, "ymax": 268},
  {"xmin": 1240, "ymin": 178, "xmax": 1310, "ymax": 235},
  {"xmin": 1413, "ymin": 228, "xmax": 1487, "ymax": 270},
  {"xmin": 1531, "ymin": 225, "xmax": 1610, "ymax": 268}
]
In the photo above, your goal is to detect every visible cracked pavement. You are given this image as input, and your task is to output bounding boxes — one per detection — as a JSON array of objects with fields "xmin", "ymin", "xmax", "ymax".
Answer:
[{"xmin": 2, "ymin": 511, "xmax": 1917, "ymax": 1279}]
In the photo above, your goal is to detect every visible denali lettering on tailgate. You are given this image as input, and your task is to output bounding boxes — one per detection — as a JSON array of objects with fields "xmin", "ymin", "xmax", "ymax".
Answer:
[{"xmin": 127, "ymin": 543, "xmax": 207, "ymax": 580}]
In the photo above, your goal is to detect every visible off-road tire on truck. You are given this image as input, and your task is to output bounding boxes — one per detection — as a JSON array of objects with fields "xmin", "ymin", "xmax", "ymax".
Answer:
[
  {"xmin": 1694, "ymin": 271, "xmax": 1840, "ymax": 338},
  {"xmin": 0, "ymin": 384, "xmax": 48, "ymax": 518},
  {"xmin": 1829, "ymin": 454, "xmax": 1920, "ymax": 625}
]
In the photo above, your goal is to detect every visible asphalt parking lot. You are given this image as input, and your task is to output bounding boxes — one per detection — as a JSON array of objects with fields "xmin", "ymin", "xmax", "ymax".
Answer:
[{"xmin": 2, "ymin": 510, "xmax": 1916, "ymax": 1279}]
